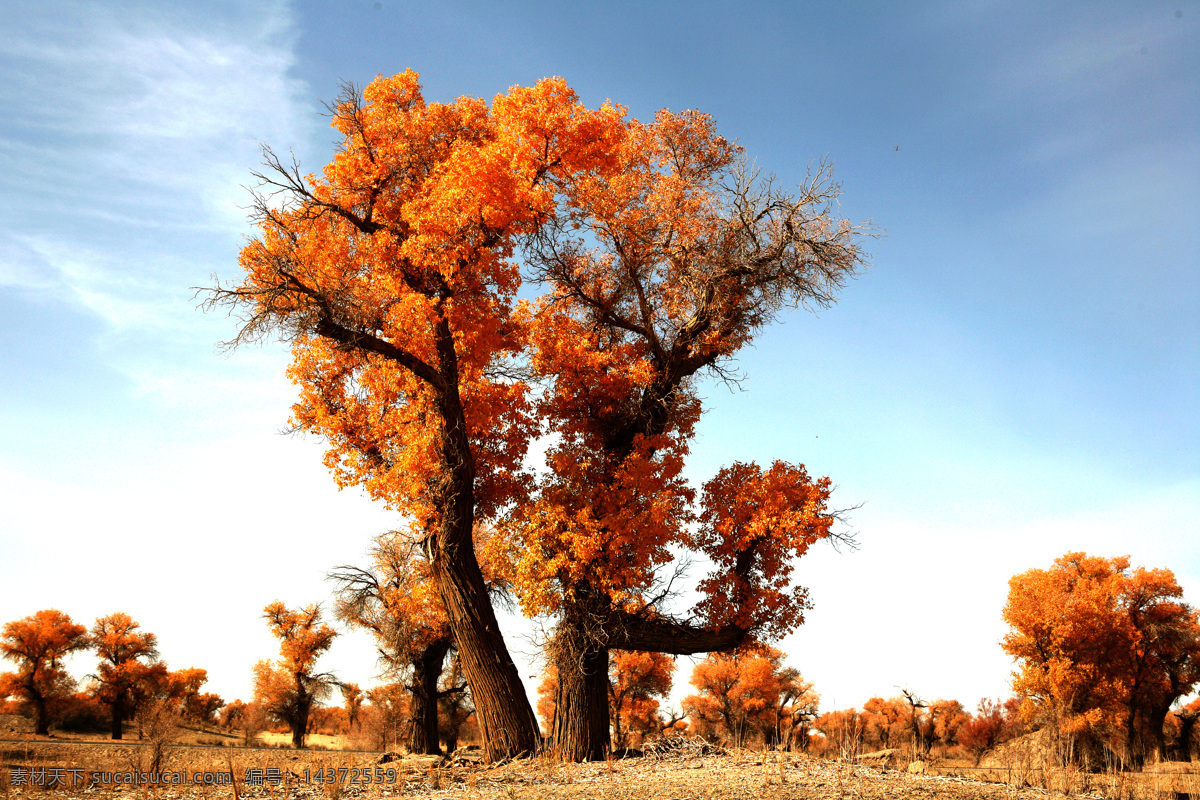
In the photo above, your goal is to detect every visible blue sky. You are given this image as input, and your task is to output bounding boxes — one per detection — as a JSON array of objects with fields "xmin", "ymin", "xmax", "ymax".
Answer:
[{"xmin": 1, "ymin": 0, "xmax": 1196, "ymax": 719}]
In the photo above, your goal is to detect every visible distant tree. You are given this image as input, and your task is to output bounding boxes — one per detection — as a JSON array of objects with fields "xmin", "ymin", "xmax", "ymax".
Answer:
[
  {"xmin": 814, "ymin": 708, "xmax": 864, "ymax": 758},
  {"xmin": 683, "ymin": 647, "xmax": 792, "ymax": 748},
  {"xmin": 774, "ymin": 668, "xmax": 820, "ymax": 751},
  {"xmin": 163, "ymin": 667, "xmax": 223, "ymax": 724},
  {"xmin": 341, "ymin": 682, "xmax": 364, "ymax": 733},
  {"xmin": 90, "ymin": 613, "xmax": 167, "ymax": 740},
  {"xmin": 0, "ymin": 609, "xmax": 88, "ymax": 735},
  {"xmin": 257, "ymin": 602, "xmax": 337, "ymax": 748},
  {"xmin": 536, "ymin": 666, "xmax": 559, "ymax": 739},
  {"xmin": 364, "ymin": 682, "xmax": 408, "ymax": 752},
  {"xmin": 437, "ymin": 654, "xmax": 472, "ymax": 753},
  {"xmin": 925, "ymin": 698, "xmax": 969, "ymax": 754},
  {"xmin": 230, "ymin": 701, "xmax": 268, "ymax": 745},
  {"xmin": 958, "ymin": 698, "xmax": 1020, "ymax": 763},
  {"xmin": 609, "ymin": 650, "xmax": 674, "ymax": 749},
  {"xmin": 861, "ymin": 697, "xmax": 907, "ymax": 751},
  {"xmin": 899, "ymin": 689, "xmax": 928, "ymax": 756},
  {"xmin": 220, "ymin": 698, "xmax": 248, "ymax": 728},
  {"xmin": 1004, "ymin": 552, "xmax": 1200, "ymax": 764}
]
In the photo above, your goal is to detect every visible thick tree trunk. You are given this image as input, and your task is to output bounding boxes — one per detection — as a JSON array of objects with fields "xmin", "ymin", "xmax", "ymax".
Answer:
[
  {"xmin": 1125, "ymin": 707, "xmax": 1143, "ymax": 767},
  {"xmin": 111, "ymin": 696, "xmax": 125, "ymax": 740},
  {"xmin": 427, "ymin": 329, "xmax": 539, "ymax": 760},
  {"xmin": 551, "ymin": 622, "xmax": 611, "ymax": 761},
  {"xmin": 1179, "ymin": 714, "xmax": 1198, "ymax": 761},
  {"xmin": 293, "ymin": 685, "xmax": 310, "ymax": 749},
  {"xmin": 409, "ymin": 639, "xmax": 451, "ymax": 755},
  {"xmin": 610, "ymin": 613, "xmax": 747, "ymax": 654},
  {"xmin": 314, "ymin": 296, "xmax": 540, "ymax": 762},
  {"xmin": 429, "ymin": 534, "xmax": 539, "ymax": 759},
  {"xmin": 1147, "ymin": 704, "xmax": 1170, "ymax": 764},
  {"xmin": 32, "ymin": 693, "xmax": 49, "ymax": 737}
]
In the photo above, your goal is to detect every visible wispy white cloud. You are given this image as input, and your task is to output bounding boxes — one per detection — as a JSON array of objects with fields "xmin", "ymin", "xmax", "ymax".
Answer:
[{"xmin": 0, "ymin": 0, "xmax": 314, "ymax": 329}]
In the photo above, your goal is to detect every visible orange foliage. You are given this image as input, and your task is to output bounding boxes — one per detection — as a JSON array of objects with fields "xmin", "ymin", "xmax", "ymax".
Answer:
[
  {"xmin": 609, "ymin": 650, "xmax": 674, "ymax": 749},
  {"xmin": 860, "ymin": 696, "xmax": 908, "ymax": 751},
  {"xmin": 163, "ymin": 667, "xmax": 223, "ymax": 724},
  {"xmin": 213, "ymin": 69, "xmax": 867, "ymax": 761},
  {"xmin": 219, "ymin": 70, "xmax": 625, "ymax": 526},
  {"xmin": 958, "ymin": 698, "xmax": 1022, "ymax": 762},
  {"xmin": 1003, "ymin": 552, "xmax": 1200, "ymax": 763},
  {"xmin": 0, "ymin": 609, "xmax": 88, "ymax": 736},
  {"xmin": 682, "ymin": 647, "xmax": 812, "ymax": 748},
  {"xmin": 693, "ymin": 462, "xmax": 834, "ymax": 639},
  {"xmin": 502, "ymin": 105, "xmax": 859, "ymax": 632},
  {"xmin": 925, "ymin": 698, "xmax": 970, "ymax": 753},
  {"xmin": 211, "ymin": 69, "xmax": 641, "ymax": 759},
  {"xmin": 535, "ymin": 665, "xmax": 559, "ymax": 739},
  {"xmin": 89, "ymin": 613, "xmax": 167, "ymax": 740}
]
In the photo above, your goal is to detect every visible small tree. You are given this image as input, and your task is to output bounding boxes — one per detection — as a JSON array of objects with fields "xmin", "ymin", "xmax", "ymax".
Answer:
[
  {"xmin": 814, "ymin": 708, "xmax": 863, "ymax": 758},
  {"xmin": 775, "ymin": 668, "xmax": 819, "ymax": 751},
  {"xmin": 437, "ymin": 654, "xmax": 472, "ymax": 753},
  {"xmin": 536, "ymin": 666, "xmax": 559, "ymax": 739},
  {"xmin": 90, "ymin": 613, "xmax": 167, "ymax": 740},
  {"xmin": 860, "ymin": 697, "xmax": 908, "ymax": 751},
  {"xmin": 958, "ymin": 698, "xmax": 1010, "ymax": 763},
  {"xmin": 363, "ymin": 682, "xmax": 408, "ymax": 752},
  {"xmin": 257, "ymin": 602, "xmax": 337, "ymax": 748},
  {"xmin": 0, "ymin": 609, "xmax": 88, "ymax": 735},
  {"xmin": 925, "ymin": 698, "xmax": 969, "ymax": 755}
]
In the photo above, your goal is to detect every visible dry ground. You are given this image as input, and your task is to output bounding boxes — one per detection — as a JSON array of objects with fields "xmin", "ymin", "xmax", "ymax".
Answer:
[{"xmin": 0, "ymin": 736, "xmax": 1137, "ymax": 800}]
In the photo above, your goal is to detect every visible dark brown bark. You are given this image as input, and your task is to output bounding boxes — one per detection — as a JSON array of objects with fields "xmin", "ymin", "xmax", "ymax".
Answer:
[
  {"xmin": 1147, "ymin": 704, "xmax": 1170, "ymax": 764},
  {"xmin": 292, "ymin": 682, "xmax": 310, "ymax": 749},
  {"xmin": 408, "ymin": 639, "xmax": 451, "ymax": 755},
  {"xmin": 1178, "ymin": 713, "xmax": 1198, "ymax": 761},
  {"xmin": 549, "ymin": 609, "xmax": 748, "ymax": 760},
  {"xmin": 111, "ymin": 695, "xmax": 125, "ymax": 740},
  {"xmin": 31, "ymin": 692, "xmax": 49, "ymax": 737},
  {"xmin": 551, "ymin": 621, "xmax": 611, "ymax": 761},
  {"xmin": 609, "ymin": 613, "xmax": 747, "ymax": 655},
  {"xmin": 429, "ymin": 550, "xmax": 538, "ymax": 759},
  {"xmin": 419, "ymin": 319, "xmax": 540, "ymax": 761}
]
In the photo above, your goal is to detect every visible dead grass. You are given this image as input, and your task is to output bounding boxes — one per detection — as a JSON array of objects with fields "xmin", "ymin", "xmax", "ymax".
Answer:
[{"xmin": 0, "ymin": 737, "xmax": 1137, "ymax": 799}]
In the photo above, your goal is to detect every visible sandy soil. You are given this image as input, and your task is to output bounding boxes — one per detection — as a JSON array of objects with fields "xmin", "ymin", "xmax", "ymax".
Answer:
[{"xmin": 0, "ymin": 737, "xmax": 1088, "ymax": 799}]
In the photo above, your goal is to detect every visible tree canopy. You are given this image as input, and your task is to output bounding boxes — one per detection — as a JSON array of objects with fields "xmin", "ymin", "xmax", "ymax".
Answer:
[
  {"xmin": 209, "ymin": 69, "xmax": 868, "ymax": 760},
  {"xmin": 1003, "ymin": 552, "xmax": 1200, "ymax": 764}
]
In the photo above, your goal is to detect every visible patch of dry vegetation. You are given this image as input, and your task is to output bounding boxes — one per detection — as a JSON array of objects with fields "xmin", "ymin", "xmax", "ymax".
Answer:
[{"xmin": 2, "ymin": 735, "xmax": 1162, "ymax": 800}]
